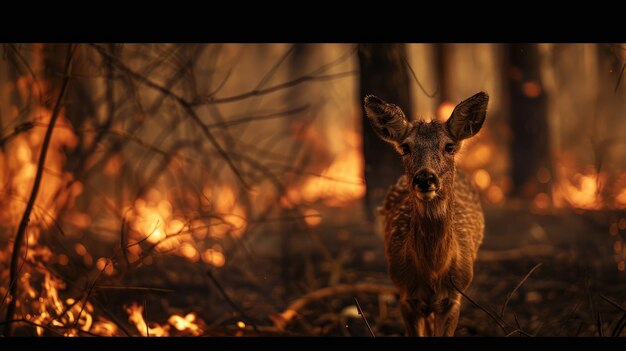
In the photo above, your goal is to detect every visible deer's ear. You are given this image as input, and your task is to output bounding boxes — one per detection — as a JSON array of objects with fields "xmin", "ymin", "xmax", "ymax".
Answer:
[
  {"xmin": 364, "ymin": 95, "xmax": 410, "ymax": 145},
  {"xmin": 446, "ymin": 92, "xmax": 489, "ymax": 141}
]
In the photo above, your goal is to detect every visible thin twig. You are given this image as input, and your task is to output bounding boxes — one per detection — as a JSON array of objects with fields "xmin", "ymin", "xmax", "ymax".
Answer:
[
  {"xmin": 206, "ymin": 270, "xmax": 259, "ymax": 333},
  {"xmin": 353, "ymin": 297, "xmax": 375, "ymax": 337},
  {"xmin": 205, "ymin": 105, "xmax": 309, "ymax": 129},
  {"xmin": 614, "ymin": 63, "xmax": 626, "ymax": 93},
  {"xmin": 73, "ymin": 260, "xmax": 110, "ymax": 329},
  {"xmin": 254, "ymin": 44, "xmax": 296, "ymax": 90},
  {"xmin": 449, "ymin": 276, "xmax": 510, "ymax": 335},
  {"xmin": 598, "ymin": 293, "xmax": 626, "ymax": 337},
  {"xmin": 2, "ymin": 44, "xmax": 75, "ymax": 337},
  {"xmin": 612, "ymin": 312, "xmax": 626, "ymax": 337},
  {"xmin": 196, "ymin": 71, "xmax": 356, "ymax": 105},
  {"xmin": 89, "ymin": 43, "xmax": 251, "ymax": 190},
  {"xmin": 598, "ymin": 293, "xmax": 626, "ymax": 313},
  {"xmin": 500, "ymin": 263, "xmax": 543, "ymax": 317},
  {"xmin": 402, "ymin": 56, "xmax": 438, "ymax": 98},
  {"xmin": 597, "ymin": 312, "xmax": 603, "ymax": 337},
  {"xmin": 0, "ymin": 319, "xmax": 64, "ymax": 336}
]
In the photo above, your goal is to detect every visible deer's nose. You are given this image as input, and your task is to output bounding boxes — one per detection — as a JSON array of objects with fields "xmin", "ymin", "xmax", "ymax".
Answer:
[{"xmin": 413, "ymin": 169, "xmax": 439, "ymax": 192}]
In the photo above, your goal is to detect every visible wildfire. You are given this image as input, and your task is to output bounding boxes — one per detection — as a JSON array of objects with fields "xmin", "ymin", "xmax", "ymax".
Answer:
[
  {"xmin": 125, "ymin": 303, "xmax": 206, "ymax": 336},
  {"xmin": 552, "ymin": 165, "xmax": 604, "ymax": 210},
  {"xmin": 283, "ymin": 130, "xmax": 365, "ymax": 208}
]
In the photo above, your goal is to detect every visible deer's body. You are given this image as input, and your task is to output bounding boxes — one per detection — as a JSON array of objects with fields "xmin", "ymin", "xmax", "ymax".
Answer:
[
  {"xmin": 364, "ymin": 92, "xmax": 489, "ymax": 336},
  {"xmin": 381, "ymin": 170, "xmax": 484, "ymax": 336}
]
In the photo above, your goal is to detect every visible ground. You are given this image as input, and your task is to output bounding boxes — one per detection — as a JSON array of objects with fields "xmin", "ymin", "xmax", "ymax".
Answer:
[{"xmin": 102, "ymin": 203, "xmax": 626, "ymax": 337}]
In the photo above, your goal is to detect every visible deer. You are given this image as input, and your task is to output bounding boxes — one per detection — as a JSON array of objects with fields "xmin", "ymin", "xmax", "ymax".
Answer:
[{"xmin": 363, "ymin": 92, "xmax": 488, "ymax": 336}]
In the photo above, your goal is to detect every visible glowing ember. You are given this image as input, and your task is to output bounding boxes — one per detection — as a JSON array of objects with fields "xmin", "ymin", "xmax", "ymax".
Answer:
[{"xmin": 237, "ymin": 321, "xmax": 246, "ymax": 329}]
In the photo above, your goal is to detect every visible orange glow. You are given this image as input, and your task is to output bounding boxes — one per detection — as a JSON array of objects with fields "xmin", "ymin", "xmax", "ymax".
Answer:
[
  {"xmin": 237, "ymin": 321, "xmax": 246, "ymax": 329},
  {"xmin": 522, "ymin": 81, "xmax": 542, "ymax": 97},
  {"xmin": 614, "ymin": 240, "xmax": 622, "ymax": 254},
  {"xmin": 204, "ymin": 185, "xmax": 248, "ymax": 238},
  {"xmin": 437, "ymin": 101, "xmax": 456, "ymax": 121},
  {"xmin": 57, "ymin": 254, "xmax": 69, "ymax": 266},
  {"xmin": 616, "ymin": 188, "xmax": 626, "ymax": 207},
  {"xmin": 179, "ymin": 243, "xmax": 199, "ymax": 261},
  {"xmin": 74, "ymin": 243, "xmax": 88, "ymax": 256},
  {"xmin": 553, "ymin": 168, "xmax": 602, "ymax": 210},
  {"xmin": 618, "ymin": 261, "xmax": 625, "ymax": 271},
  {"xmin": 533, "ymin": 192, "xmax": 551, "ymax": 211},
  {"xmin": 537, "ymin": 167, "xmax": 551, "ymax": 184},
  {"xmin": 202, "ymin": 249, "xmax": 226, "ymax": 267},
  {"xmin": 103, "ymin": 153, "xmax": 123, "ymax": 176},
  {"xmin": 303, "ymin": 208, "xmax": 322, "ymax": 227},
  {"xmin": 473, "ymin": 169, "xmax": 491, "ymax": 190},
  {"xmin": 610, "ymin": 223, "xmax": 619, "ymax": 236},
  {"xmin": 486, "ymin": 185, "xmax": 504, "ymax": 204},
  {"xmin": 284, "ymin": 130, "xmax": 365, "ymax": 208},
  {"xmin": 619, "ymin": 218, "xmax": 626, "ymax": 230}
]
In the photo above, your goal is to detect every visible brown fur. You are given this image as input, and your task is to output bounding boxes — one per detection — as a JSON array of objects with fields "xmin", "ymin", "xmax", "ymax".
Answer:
[{"xmin": 364, "ymin": 92, "xmax": 488, "ymax": 336}]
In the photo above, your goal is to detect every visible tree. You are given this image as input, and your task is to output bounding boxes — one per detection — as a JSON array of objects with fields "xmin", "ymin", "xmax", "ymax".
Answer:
[
  {"xmin": 358, "ymin": 44, "xmax": 413, "ymax": 220},
  {"xmin": 507, "ymin": 44, "xmax": 551, "ymax": 198}
]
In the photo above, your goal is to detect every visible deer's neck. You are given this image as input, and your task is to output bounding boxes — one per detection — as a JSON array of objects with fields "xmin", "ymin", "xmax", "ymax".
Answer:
[{"xmin": 409, "ymin": 189, "xmax": 456, "ymax": 279}]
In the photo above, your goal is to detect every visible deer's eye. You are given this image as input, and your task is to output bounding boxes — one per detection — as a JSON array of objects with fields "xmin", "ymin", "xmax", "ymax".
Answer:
[
  {"xmin": 444, "ymin": 143, "xmax": 455, "ymax": 154},
  {"xmin": 400, "ymin": 143, "xmax": 410, "ymax": 156}
]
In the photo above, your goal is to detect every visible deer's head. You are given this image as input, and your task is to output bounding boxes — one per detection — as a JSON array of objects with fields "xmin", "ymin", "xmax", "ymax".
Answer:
[{"xmin": 364, "ymin": 92, "xmax": 488, "ymax": 215}]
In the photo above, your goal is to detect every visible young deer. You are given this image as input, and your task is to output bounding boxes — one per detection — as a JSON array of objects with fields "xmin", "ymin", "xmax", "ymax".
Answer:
[{"xmin": 364, "ymin": 92, "xmax": 488, "ymax": 336}]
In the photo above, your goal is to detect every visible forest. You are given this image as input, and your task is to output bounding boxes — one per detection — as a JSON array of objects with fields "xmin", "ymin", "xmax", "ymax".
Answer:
[{"xmin": 0, "ymin": 43, "xmax": 625, "ymax": 337}]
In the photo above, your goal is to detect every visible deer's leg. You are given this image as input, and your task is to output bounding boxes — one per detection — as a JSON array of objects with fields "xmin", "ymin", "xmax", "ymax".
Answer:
[
  {"xmin": 400, "ymin": 300, "xmax": 418, "ymax": 336},
  {"xmin": 439, "ymin": 298, "xmax": 462, "ymax": 336}
]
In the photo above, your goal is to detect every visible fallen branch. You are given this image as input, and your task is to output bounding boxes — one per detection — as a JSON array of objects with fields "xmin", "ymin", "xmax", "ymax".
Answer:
[{"xmin": 271, "ymin": 283, "xmax": 396, "ymax": 330}]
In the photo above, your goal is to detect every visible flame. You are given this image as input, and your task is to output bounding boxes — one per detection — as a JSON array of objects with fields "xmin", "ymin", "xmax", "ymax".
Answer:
[
  {"xmin": 168, "ymin": 313, "xmax": 202, "ymax": 336},
  {"xmin": 284, "ymin": 130, "xmax": 365, "ymax": 208},
  {"xmin": 126, "ymin": 303, "xmax": 170, "ymax": 337}
]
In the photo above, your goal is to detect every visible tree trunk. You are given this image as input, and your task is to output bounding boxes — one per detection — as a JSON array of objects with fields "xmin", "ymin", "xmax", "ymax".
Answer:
[
  {"xmin": 358, "ymin": 44, "xmax": 413, "ymax": 220},
  {"xmin": 507, "ymin": 44, "xmax": 551, "ymax": 198}
]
